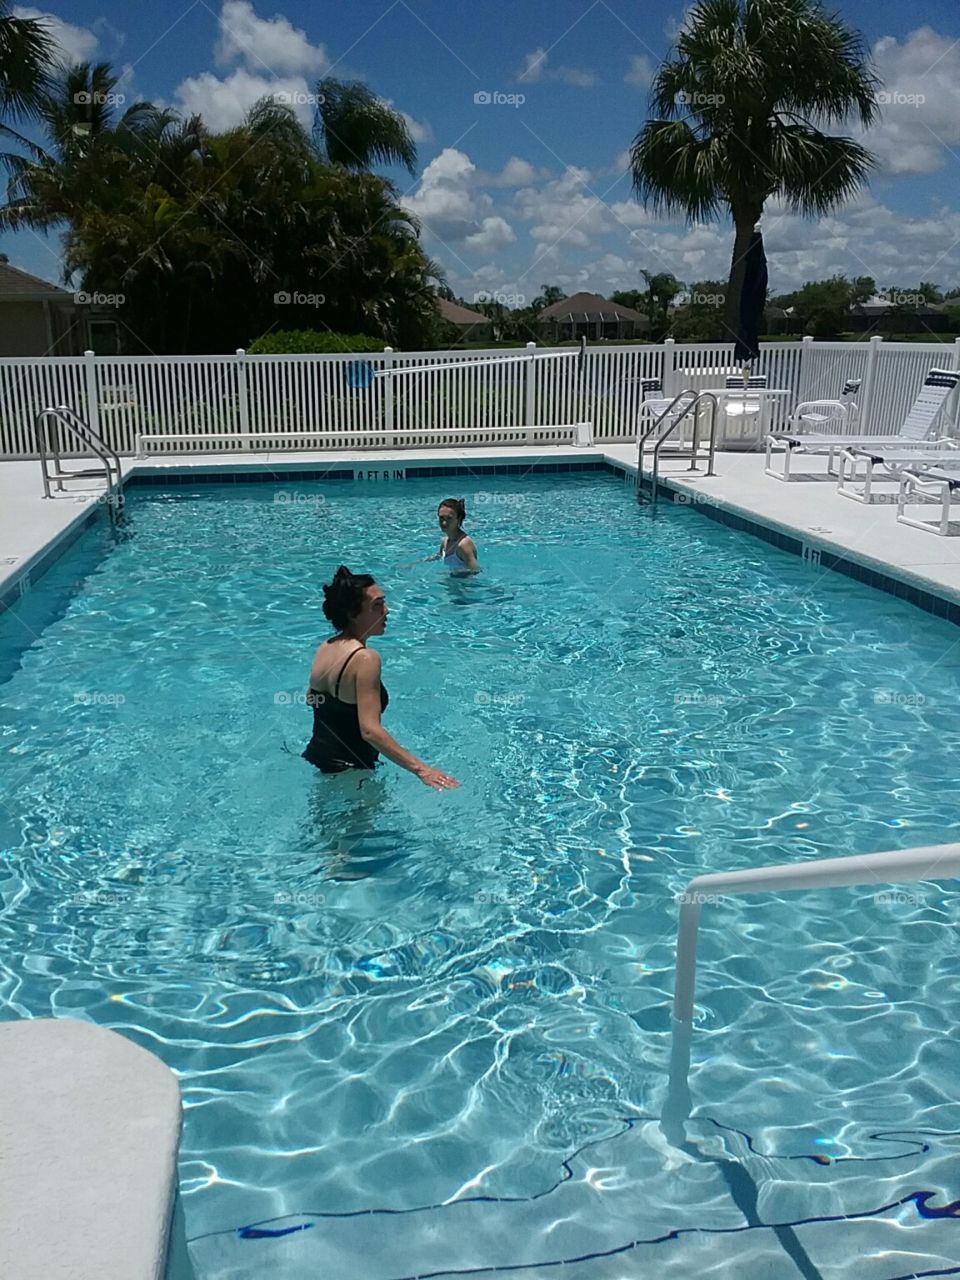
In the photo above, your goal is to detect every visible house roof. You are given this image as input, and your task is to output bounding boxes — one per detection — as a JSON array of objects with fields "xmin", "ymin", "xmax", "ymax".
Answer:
[
  {"xmin": 539, "ymin": 291, "xmax": 649, "ymax": 324},
  {"xmin": 0, "ymin": 261, "xmax": 73, "ymax": 303},
  {"xmin": 436, "ymin": 296, "xmax": 491, "ymax": 326}
]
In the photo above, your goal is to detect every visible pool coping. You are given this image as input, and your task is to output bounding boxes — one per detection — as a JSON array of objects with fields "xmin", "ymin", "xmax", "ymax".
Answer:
[{"xmin": 4, "ymin": 446, "xmax": 960, "ymax": 625}]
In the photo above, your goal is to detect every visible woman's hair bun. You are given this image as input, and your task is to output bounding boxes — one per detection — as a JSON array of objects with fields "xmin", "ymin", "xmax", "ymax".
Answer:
[{"xmin": 322, "ymin": 566, "xmax": 376, "ymax": 630}]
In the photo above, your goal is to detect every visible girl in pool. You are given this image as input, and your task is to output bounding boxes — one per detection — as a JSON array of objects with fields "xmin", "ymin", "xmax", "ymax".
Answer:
[
  {"xmin": 303, "ymin": 566, "xmax": 460, "ymax": 790},
  {"xmin": 433, "ymin": 498, "xmax": 479, "ymax": 573}
]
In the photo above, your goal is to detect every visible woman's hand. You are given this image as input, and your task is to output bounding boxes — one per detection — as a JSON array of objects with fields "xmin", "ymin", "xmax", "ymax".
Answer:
[{"xmin": 415, "ymin": 764, "xmax": 461, "ymax": 790}]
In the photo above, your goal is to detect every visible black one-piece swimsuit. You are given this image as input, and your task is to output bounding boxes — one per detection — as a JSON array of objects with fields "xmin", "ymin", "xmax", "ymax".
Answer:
[{"xmin": 302, "ymin": 646, "xmax": 389, "ymax": 773}]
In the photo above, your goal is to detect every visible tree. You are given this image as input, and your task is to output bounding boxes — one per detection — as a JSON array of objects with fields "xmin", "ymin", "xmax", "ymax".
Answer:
[
  {"xmin": 640, "ymin": 269, "xmax": 683, "ymax": 338},
  {"xmin": 0, "ymin": 1, "xmax": 57, "ymax": 125},
  {"xmin": 790, "ymin": 276, "xmax": 853, "ymax": 337},
  {"xmin": 630, "ymin": 0, "xmax": 878, "ymax": 342},
  {"xmin": 669, "ymin": 278, "xmax": 728, "ymax": 340},
  {"xmin": 313, "ymin": 77, "xmax": 416, "ymax": 173},
  {"xmin": 531, "ymin": 284, "xmax": 565, "ymax": 311}
]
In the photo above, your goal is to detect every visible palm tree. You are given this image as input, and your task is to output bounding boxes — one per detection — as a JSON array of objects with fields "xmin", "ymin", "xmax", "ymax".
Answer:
[
  {"xmin": 630, "ymin": 0, "xmax": 879, "ymax": 341},
  {"xmin": 313, "ymin": 77, "xmax": 416, "ymax": 173},
  {"xmin": 0, "ymin": 1, "xmax": 56, "ymax": 124}
]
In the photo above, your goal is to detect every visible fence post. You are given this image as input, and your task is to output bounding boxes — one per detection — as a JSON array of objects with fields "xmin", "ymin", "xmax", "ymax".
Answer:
[
  {"xmin": 858, "ymin": 335, "xmax": 882, "ymax": 432},
  {"xmin": 382, "ymin": 346, "xmax": 395, "ymax": 446},
  {"xmin": 83, "ymin": 350, "xmax": 101, "ymax": 450},
  {"xmin": 524, "ymin": 340, "xmax": 537, "ymax": 424},
  {"xmin": 663, "ymin": 337, "xmax": 676, "ymax": 398},
  {"xmin": 235, "ymin": 348, "xmax": 250, "ymax": 449},
  {"xmin": 799, "ymin": 334, "xmax": 814, "ymax": 403}
]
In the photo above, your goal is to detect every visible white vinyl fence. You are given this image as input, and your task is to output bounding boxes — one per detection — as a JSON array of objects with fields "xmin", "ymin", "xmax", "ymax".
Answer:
[{"xmin": 2, "ymin": 336, "xmax": 960, "ymax": 459}]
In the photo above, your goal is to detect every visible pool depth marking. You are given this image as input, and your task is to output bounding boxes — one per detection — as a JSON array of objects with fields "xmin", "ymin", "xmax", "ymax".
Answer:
[{"xmin": 356, "ymin": 468, "xmax": 407, "ymax": 481}]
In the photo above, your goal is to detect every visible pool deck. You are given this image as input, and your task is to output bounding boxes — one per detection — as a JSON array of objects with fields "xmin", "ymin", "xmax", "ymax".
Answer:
[{"xmin": 3, "ymin": 444, "xmax": 960, "ymax": 615}]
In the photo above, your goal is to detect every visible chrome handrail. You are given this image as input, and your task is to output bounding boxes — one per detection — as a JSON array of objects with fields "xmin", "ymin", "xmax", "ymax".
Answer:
[
  {"xmin": 636, "ymin": 390, "xmax": 719, "ymax": 504},
  {"xmin": 35, "ymin": 405, "xmax": 124, "ymax": 523},
  {"xmin": 661, "ymin": 841, "xmax": 960, "ymax": 1147}
]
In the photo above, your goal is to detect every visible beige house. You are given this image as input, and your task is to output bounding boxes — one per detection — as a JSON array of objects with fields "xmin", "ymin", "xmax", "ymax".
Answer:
[
  {"xmin": 436, "ymin": 296, "xmax": 494, "ymax": 343},
  {"xmin": 539, "ymin": 291, "xmax": 651, "ymax": 341},
  {"xmin": 0, "ymin": 260, "xmax": 122, "ymax": 356}
]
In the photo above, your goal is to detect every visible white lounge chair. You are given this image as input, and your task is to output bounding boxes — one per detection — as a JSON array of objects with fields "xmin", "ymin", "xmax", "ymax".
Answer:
[
  {"xmin": 897, "ymin": 458, "xmax": 960, "ymax": 535},
  {"xmin": 835, "ymin": 368, "xmax": 960, "ymax": 502},
  {"xmin": 766, "ymin": 367, "xmax": 960, "ymax": 482}
]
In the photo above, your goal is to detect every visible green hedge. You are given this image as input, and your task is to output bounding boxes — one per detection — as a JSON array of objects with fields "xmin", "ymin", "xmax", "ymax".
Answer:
[{"xmin": 246, "ymin": 330, "xmax": 387, "ymax": 355}]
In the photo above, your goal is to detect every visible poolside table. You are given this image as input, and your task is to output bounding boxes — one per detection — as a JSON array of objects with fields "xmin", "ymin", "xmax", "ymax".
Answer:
[{"xmin": 697, "ymin": 387, "xmax": 794, "ymax": 450}]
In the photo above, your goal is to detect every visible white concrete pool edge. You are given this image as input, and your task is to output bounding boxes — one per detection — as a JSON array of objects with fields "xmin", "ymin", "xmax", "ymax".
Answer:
[
  {"xmin": 4, "ymin": 445, "xmax": 960, "ymax": 613},
  {"xmin": 0, "ymin": 1018, "xmax": 183, "ymax": 1280}
]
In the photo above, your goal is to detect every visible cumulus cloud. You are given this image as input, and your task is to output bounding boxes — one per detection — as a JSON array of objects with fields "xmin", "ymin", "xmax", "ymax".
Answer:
[
  {"xmin": 14, "ymin": 6, "xmax": 99, "ymax": 63},
  {"xmin": 214, "ymin": 0, "xmax": 328, "ymax": 76},
  {"xmin": 170, "ymin": 1, "xmax": 329, "ymax": 129},
  {"xmin": 404, "ymin": 148, "xmax": 516, "ymax": 252},
  {"xmin": 862, "ymin": 27, "xmax": 960, "ymax": 176},
  {"xmin": 517, "ymin": 46, "xmax": 597, "ymax": 88}
]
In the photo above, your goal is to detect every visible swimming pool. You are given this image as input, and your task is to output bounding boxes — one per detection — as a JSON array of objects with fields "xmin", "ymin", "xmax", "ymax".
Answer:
[{"xmin": 2, "ymin": 468, "xmax": 960, "ymax": 1279}]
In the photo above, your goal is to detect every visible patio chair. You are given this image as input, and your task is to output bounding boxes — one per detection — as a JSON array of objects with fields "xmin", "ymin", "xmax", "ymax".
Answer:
[
  {"xmin": 897, "ymin": 458, "xmax": 960, "ymax": 535},
  {"xmin": 637, "ymin": 377, "xmax": 697, "ymax": 441},
  {"xmin": 794, "ymin": 377, "xmax": 862, "ymax": 432},
  {"xmin": 766, "ymin": 367, "xmax": 960, "ymax": 482}
]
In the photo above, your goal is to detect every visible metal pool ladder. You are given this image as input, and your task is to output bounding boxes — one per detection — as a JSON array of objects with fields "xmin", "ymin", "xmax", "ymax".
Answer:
[
  {"xmin": 35, "ymin": 405, "xmax": 125, "ymax": 524},
  {"xmin": 637, "ymin": 390, "xmax": 719, "ymax": 504}
]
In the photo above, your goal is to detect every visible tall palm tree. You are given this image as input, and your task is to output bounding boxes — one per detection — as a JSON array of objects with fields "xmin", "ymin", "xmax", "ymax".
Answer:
[
  {"xmin": 313, "ymin": 76, "xmax": 416, "ymax": 173},
  {"xmin": 0, "ymin": 0, "xmax": 56, "ymax": 124},
  {"xmin": 630, "ymin": 0, "xmax": 879, "ymax": 340}
]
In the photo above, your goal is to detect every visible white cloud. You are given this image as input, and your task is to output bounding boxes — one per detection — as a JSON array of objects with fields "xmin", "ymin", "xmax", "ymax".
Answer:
[
  {"xmin": 517, "ymin": 46, "xmax": 597, "ymax": 88},
  {"xmin": 862, "ymin": 27, "xmax": 960, "ymax": 176},
  {"xmin": 14, "ymin": 6, "xmax": 98, "ymax": 64},
  {"xmin": 404, "ymin": 148, "xmax": 516, "ymax": 252},
  {"xmin": 465, "ymin": 216, "xmax": 516, "ymax": 252},
  {"xmin": 214, "ymin": 0, "xmax": 328, "ymax": 76},
  {"xmin": 170, "ymin": 1, "xmax": 332, "ymax": 131},
  {"xmin": 625, "ymin": 55, "xmax": 656, "ymax": 88},
  {"xmin": 485, "ymin": 157, "xmax": 542, "ymax": 187},
  {"xmin": 173, "ymin": 67, "xmax": 317, "ymax": 131}
]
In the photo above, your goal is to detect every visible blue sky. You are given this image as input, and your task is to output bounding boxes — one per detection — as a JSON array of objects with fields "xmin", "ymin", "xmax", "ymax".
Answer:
[{"xmin": 6, "ymin": 0, "xmax": 960, "ymax": 305}]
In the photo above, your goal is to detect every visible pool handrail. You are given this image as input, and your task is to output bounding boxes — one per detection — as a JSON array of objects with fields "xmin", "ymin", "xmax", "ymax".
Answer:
[
  {"xmin": 35, "ymin": 405, "xmax": 125, "ymax": 523},
  {"xmin": 636, "ymin": 389, "xmax": 719, "ymax": 503},
  {"xmin": 662, "ymin": 841, "xmax": 960, "ymax": 1146}
]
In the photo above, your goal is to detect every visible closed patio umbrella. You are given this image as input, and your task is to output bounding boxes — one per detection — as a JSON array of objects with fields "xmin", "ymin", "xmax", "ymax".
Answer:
[{"xmin": 733, "ymin": 228, "xmax": 768, "ymax": 367}]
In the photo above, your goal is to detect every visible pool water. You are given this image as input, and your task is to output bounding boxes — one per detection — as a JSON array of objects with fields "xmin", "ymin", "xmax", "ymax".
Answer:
[{"xmin": 2, "ymin": 470, "xmax": 960, "ymax": 1279}]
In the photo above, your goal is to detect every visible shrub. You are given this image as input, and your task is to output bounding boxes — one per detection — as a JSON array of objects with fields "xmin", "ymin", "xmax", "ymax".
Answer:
[{"xmin": 246, "ymin": 330, "xmax": 387, "ymax": 355}]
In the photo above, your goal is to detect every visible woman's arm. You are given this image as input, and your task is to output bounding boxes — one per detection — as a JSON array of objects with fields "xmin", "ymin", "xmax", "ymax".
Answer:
[
  {"xmin": 396, "ymin": 543, "xmax": 443, "ymax": 570},
  {"xmin": 454, "ymin": 536, "xmax": 480, "ymax": 573},
  {"xmin": 354, "ymin": 650, "xmax": 459, "ymax": 789}
]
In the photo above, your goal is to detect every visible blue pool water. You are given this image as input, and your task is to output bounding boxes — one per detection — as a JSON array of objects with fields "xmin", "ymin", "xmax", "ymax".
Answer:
[{"xmin": 2, "ymin": 470, "xmax": 960, "ymax": 1278}]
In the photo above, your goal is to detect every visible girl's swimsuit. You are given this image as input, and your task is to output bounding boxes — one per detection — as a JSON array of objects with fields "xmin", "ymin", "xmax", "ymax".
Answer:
[
  {"xmin": 442, "ymin": 537, "xmax": 468, "ymax": 569},
  {"xmin": 302, "ymin": 645, "xmax": 389, "ymax": 773}
]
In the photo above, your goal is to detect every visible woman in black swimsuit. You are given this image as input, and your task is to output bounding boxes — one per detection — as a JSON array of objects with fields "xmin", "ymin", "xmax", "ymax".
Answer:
[{"xmin": 303, "ymin": 566, "xmax": 460, "ymax": 790}]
